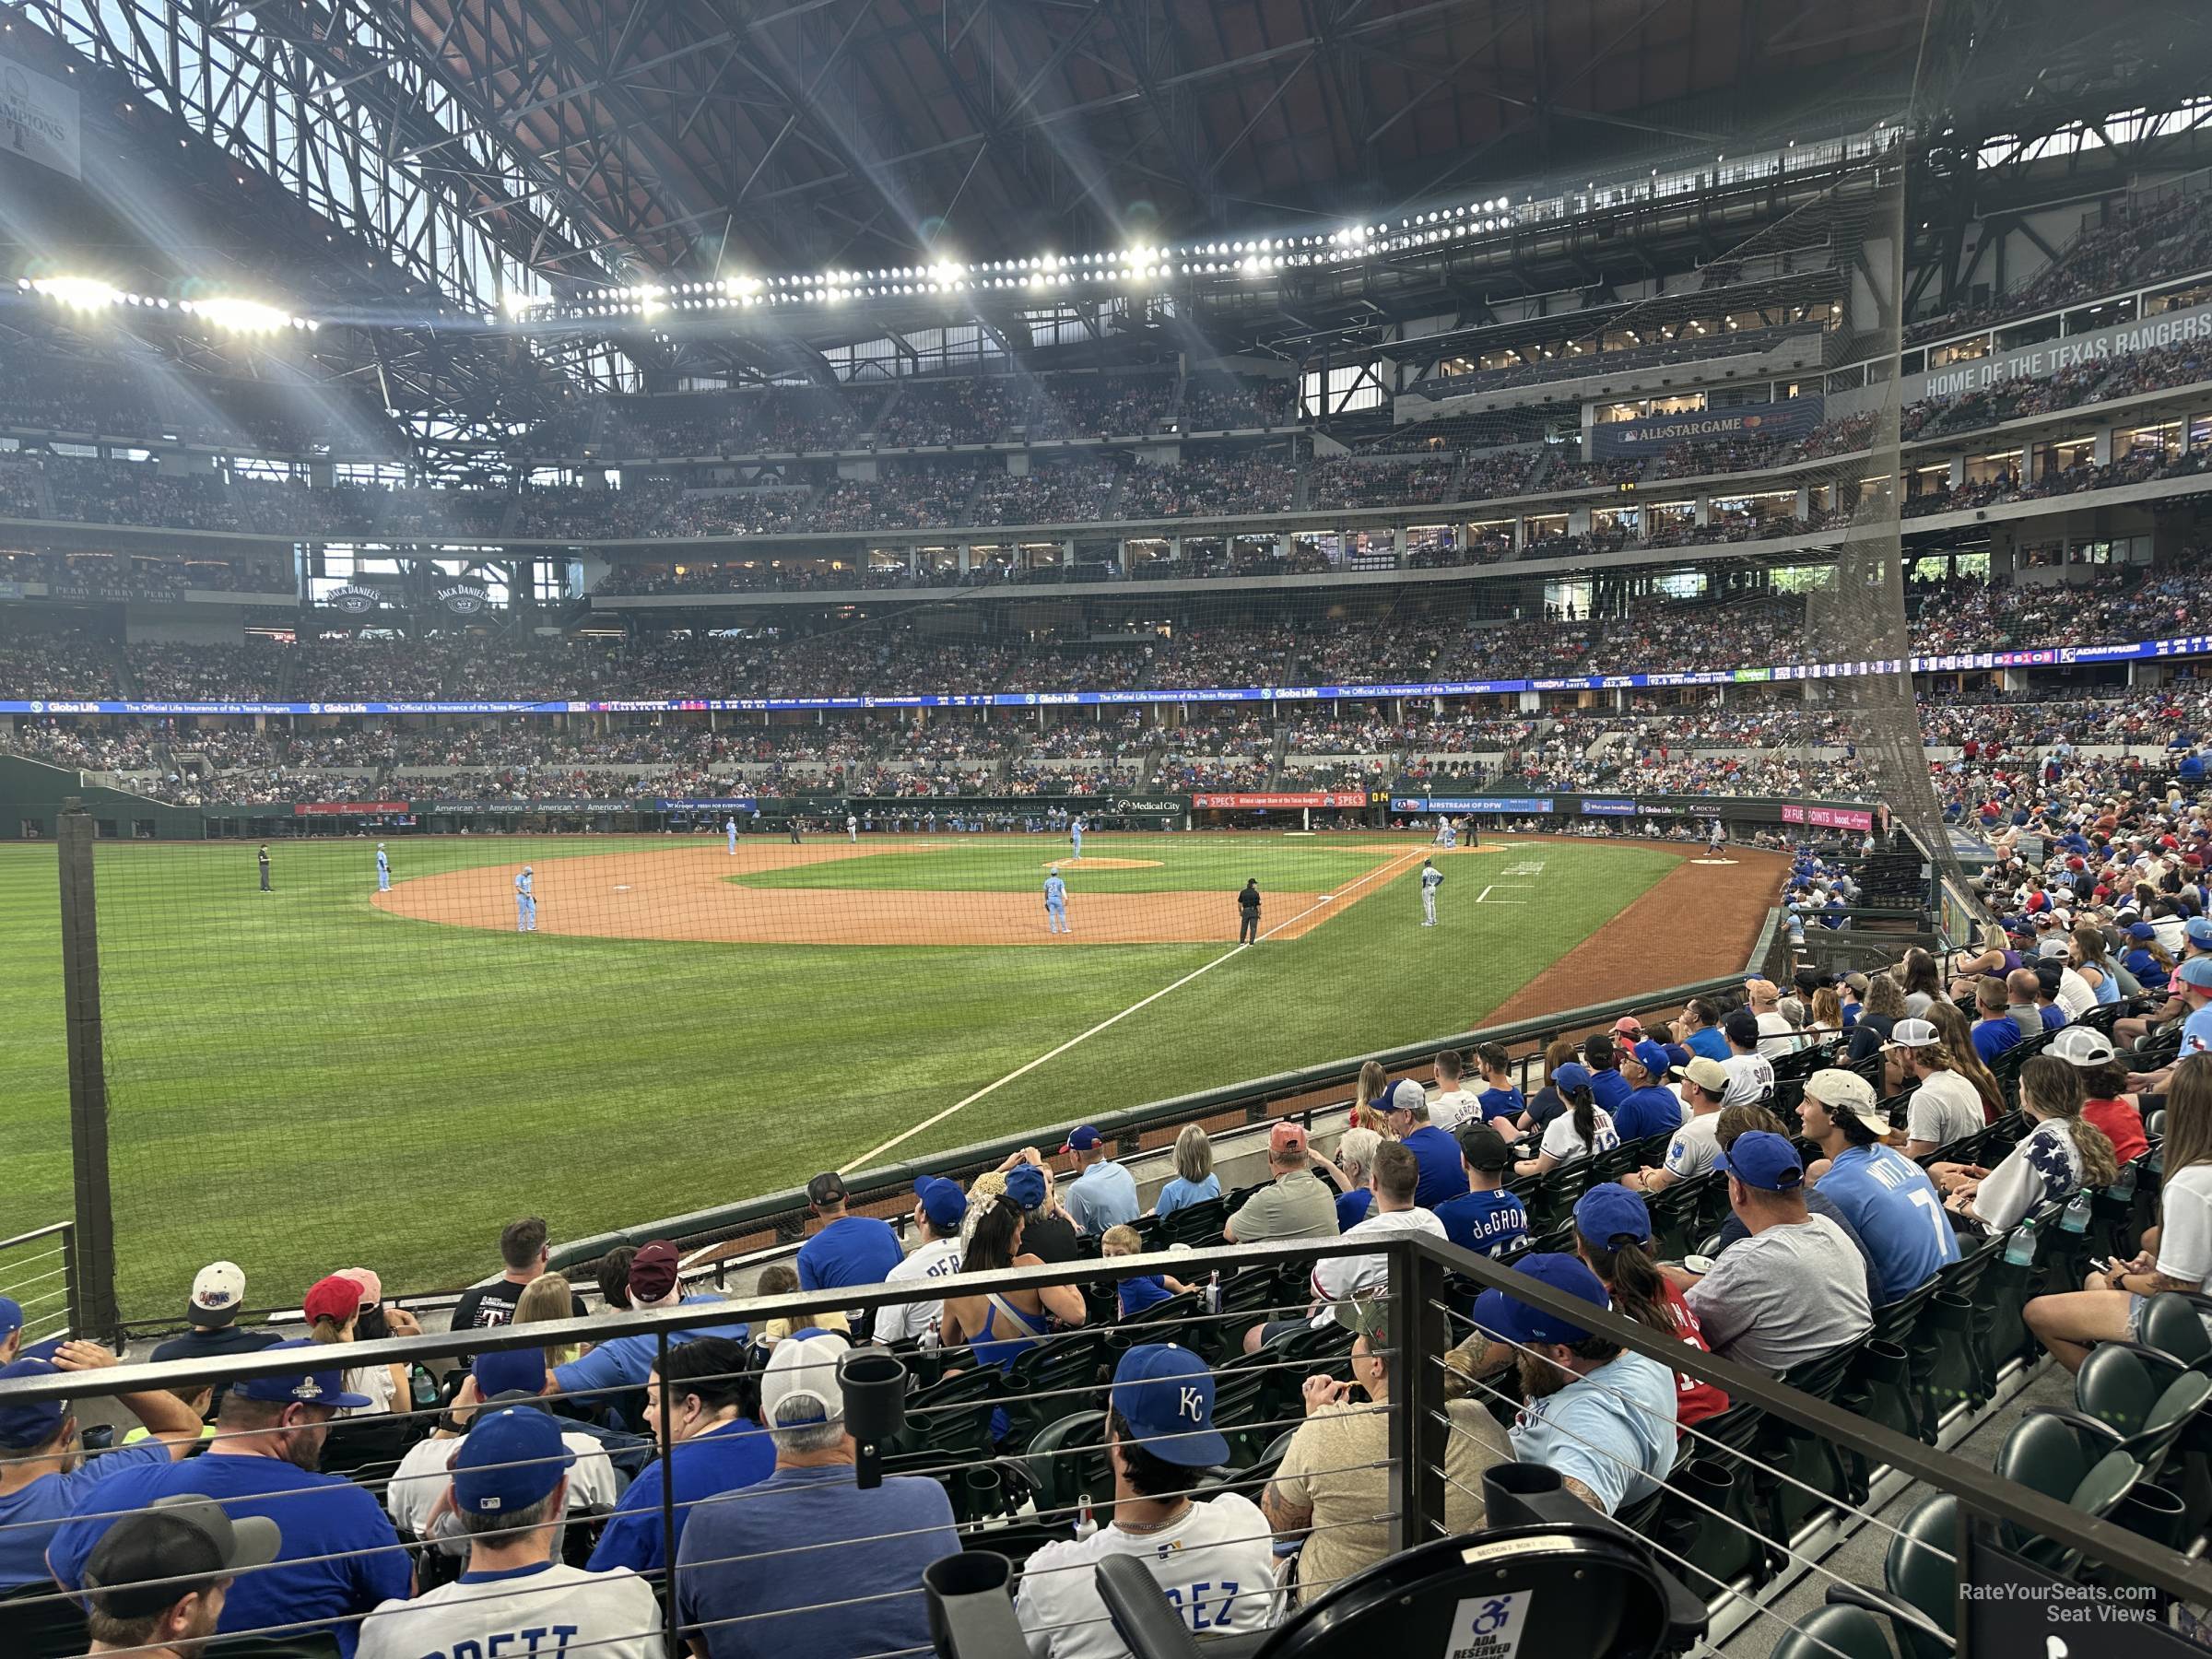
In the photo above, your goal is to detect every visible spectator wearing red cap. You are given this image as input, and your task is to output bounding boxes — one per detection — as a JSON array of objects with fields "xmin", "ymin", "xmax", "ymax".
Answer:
[
  {"xmin": 301, "ymin": 1276, "xmax": 405, "ymax": 1419},
  {"xmin": 551, "ymin": 1244, "xmax": 740, "ymax": 1402},
  {"xmin": 1223, "ymin": 1122, "xmax": 1340, "ymax": 1243}
]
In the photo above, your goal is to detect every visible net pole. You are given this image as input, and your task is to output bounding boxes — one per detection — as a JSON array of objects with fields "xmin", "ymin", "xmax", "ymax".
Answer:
[{"xmin": 57, "ymin": 799, "xmax": 121, "ymax": 1345}]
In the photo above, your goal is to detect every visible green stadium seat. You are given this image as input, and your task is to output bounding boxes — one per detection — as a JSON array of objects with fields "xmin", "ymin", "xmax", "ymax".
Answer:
[
  {"xmin": 1750, "ymin": 1342, "xmax": 1861, "ymax": 1544},
  {"xmin": 1003, "ymin": 1328, "xmax": 1113, "ymax": 1448},
  {"xmin": 1020, "ymin": 1409, "xmax": 1112, "ymax": 1521},
  {"xmin": 1991, "ymin": 1409, "xmax": 2144, "ymax": 1574},
  {"xmin": 1769, "ymin": 1604, "xmax": 1898, "ymax": 1659},
  {"xmin": 2072, "ymin": 1341, "xmax": 2212, "ymax": 1481},
  {"xmin": 2136, "ymin": 1291, "xmax": 2212, "ymax": 1371}
]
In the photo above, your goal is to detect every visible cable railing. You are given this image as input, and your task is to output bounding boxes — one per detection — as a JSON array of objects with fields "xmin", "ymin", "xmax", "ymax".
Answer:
[
  {"xmin": 0, "ymin": 1221, "xmax": 80, "ymax": 1348},
  {"xmin": 4, "ymin": 1230, "xmax": 2209, "ymax": 1659}
]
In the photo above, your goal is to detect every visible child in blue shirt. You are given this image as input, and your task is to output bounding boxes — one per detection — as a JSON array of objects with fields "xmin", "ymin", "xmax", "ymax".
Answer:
[{"xmin": 1102, "ymin": 1225, "xmax": 1192, "ymax": 1318}]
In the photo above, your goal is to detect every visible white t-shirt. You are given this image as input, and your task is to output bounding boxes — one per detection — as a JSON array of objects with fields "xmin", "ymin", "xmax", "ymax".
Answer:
[
  {"xmin": 1661, "ymin": 1112, "xmax": 1725, "ymax": 1181},
  {"xmin": 1539, "ymin": 1107, "xmax": 1621, "ymax": 1167},
  {"xmin": 1016, "ymin": 1494, "xmax": 1277, "ymax": 1659},
  {"xmin": 2156, "ymin": 1165, "xmax": 2212, "ymax": 1287},
  {"xmin": 873, "ymin": 1237, "xmax": 966, "ymax": 1344},
  {"xmin": 385, "ymin": 1429, "xmax": 621, "ymax": 1550},
  {"xmin": 2055, "ymin": 965, "xmax": 2097, "ymax": 1018},
  {"xmin": 358, "ymin": 1561, "xmax": 661, "ymax": 1659},
  {"xmin": 1906, "ymin": 1070, "xmax": 1986, "ymax": 1150},
  {"xmin": 1310, "ymin": 1206, "xmax": 1447, "ymax": 1310},
  {"xmin": 1430, "ymin": 1088, "xmax": 1482, "ymax": 1135},
  {"xmin": 1720, "ymin": 1051, "xmax": 1776, "ymax": 1109},
  {"xmin": 345, "ymin": 1362, "xmax": 399, "ymax": 1418},
  {"xmin": 1756, "ymin": 1012, "xmax": 1806, "ymax": 1058}
]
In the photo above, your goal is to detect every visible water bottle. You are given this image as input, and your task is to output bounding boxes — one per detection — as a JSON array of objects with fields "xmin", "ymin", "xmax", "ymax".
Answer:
[
  {"xmin": 2060, "ymin": 1191, "xmax": 2093, "ymax": 1234},
  {"xmin": 1206, "ymin": 1272, "xmax": 1222, "ymax": 1316},
  {"xmin": 2109, "ymin": 1163, "xmax": 2138, "ymax": 1203},
  {"xmin": 2004, "ymin": 1225, "xmax": 2037, "ymax": 1266}
]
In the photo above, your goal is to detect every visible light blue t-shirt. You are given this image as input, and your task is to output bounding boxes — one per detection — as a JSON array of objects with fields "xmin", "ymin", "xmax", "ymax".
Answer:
[
  {"xmin": 0, "ymin": 1442, "xmax": 169, "ymax": 1588},
  {"xmin": 1510, "ymin": 1349, "xmax": 1678, "ymax": 1513},
  {"xmin": 1065, "ymin": 1159, "xmax": 1140, "ymax": 1234},
  {"xmin": 1814, "ymin": 1144, "xmax": 1960, "ymax": 1302},
  {"xmin": 1154, "ymin": 1174, "xmax": 1222, "ymax": 1218}
]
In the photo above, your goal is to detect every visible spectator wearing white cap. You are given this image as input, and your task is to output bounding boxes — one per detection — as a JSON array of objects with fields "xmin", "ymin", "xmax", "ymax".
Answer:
[
  {"xmin": 80, "ymin": 1494, "xmax": 280, "ymax": 1659},
  {"xmin": 359, "ymin": 1407, "xmax": 660, "ymax": 1659},
  {"xmin": 675, "ymin": 1331, "xmax": 960, "ymax": 1659},
  {"xmin": 1799, "ymin": 1071, "xmax": 1960, "ymax": 1305},
  {"xmin": 2047, "ymin": 1025, "xmax": 2152, "ymax": 1164},
  {"xmin": 1886, "ymin": 1018, "xmax": 1992, "ymax": 1158},
  {"xmin": 1018, "ymin": 1344, "xmax": 1277, "ymax": 1655},
  {"xmin": 1629, "ymin": 1057, "xmax": 1731, "ymax": 1194},
  {"xmin": 873, "ymin": 1178, "xmax": 969, "ymax": 1345},
  {"xmin": 147, "ymin": 1264, "xmax": 282, "ymax": 1415},
  {"xmin": 1934, "ymin": 1055, "xmax": 2121, "ymax": 1234},
  {"xmin": 1060, "ymin": 1126, "xmax": 1140, "ymax": 1234},
  {"xmin": 0, "ymin": 1345, "xmax": 206, "ymax": 1591},
  {"xmin": 1383, "ymin": 1077, "xmax": 1469, "ymax": 1208}
]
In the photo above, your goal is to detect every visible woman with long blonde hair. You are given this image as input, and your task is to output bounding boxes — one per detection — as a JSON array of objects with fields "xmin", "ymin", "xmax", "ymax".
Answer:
[
  {"xmin": 515, "ymin": 1271, "xmax": 585, "ymax": 1368},
  {"xmin": 1347, "ymin": 1059, "xmax": 1393, "ymax": 1133}
]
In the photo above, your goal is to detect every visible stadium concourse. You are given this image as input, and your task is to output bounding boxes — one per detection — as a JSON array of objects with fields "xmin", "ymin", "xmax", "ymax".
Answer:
[{"xmin": 15, "ymin": 0, "xmax": 2212, "ymax": 1651}]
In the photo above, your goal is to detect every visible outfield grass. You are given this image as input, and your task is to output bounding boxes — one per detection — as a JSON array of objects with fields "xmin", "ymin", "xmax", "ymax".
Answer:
[{"xmin": 0, "ymin": 832, "xmax": 1677, "ymax": 1317}]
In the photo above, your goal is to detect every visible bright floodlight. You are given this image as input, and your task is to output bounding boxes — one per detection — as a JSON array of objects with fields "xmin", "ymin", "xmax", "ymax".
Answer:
[
  {"xmin": 501, "ymin": 290, "xmax": 553, "ymax": 318},
  {"xmin": 184, "ymin": 296, "xmax": 291, "ymax": 334},
  {"xmin": 32, "ymin": 276, "xmax": 124, "ymax": 309}
]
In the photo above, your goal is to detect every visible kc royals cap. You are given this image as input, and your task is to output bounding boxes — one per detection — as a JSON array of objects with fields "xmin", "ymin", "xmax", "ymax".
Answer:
[
  {"xmin": 1630, "ymin": 1040, "xmax": 1672, "ymax": 1079},
  {"xmin": 913, "ymin": 1176, "xmax": 968, "ymax": 1230},
  {"xmin": 0, "ymin": 1359, "xmax": 68, "ymax": 1445},
  {"xmin": 0, "ymin": 1298, "xmax": 22, "ymax": 1339},
  {"xmin": 1001, "ymin": 1162, "xmax": 1049, "ymax": 1209},
  {"xmin": 2049, "ymin": 1026, "xmax": 2118, "ymax": 1067},
  {"xmin": 1111, "ymin": 1344, "xmax": 1229, "ymax": 1468},
  {"xmin": 188, "ymin": 1263, "xmax": 247, "ymax": 1328},
  {"xmin": 83, "ymin": 1496, "xmax": 281, "ymax": 1619},
  {"xmin": 1573, "ymin": 1184, "xmax": 1653, "ymax": 1250},
  {"xmin": 1471, "ymin": 1253, "xmax": 1610, "ymax": 1349},
  {"xmin": 229, "ymin": 1339, "xmax": 371, "ymax": 1410},
  {"xmin": 1713, "ymin": 1131, "xmax": 1807, "ymax": 1193},
  {"xmin": 452, "ymin": 1406, "xmax": 573, "ymax": 1515}
]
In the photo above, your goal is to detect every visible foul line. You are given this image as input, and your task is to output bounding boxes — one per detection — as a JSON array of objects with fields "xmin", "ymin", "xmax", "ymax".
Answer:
[{"xmin": 841, "ymin": 843, "xmax": 1431, "ymax": 1173}]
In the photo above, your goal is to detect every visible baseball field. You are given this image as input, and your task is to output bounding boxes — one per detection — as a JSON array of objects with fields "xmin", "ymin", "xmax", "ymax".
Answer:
[{"xmin": 0, "ymin": 830, "xmax": 1779, "ymax": 1318}]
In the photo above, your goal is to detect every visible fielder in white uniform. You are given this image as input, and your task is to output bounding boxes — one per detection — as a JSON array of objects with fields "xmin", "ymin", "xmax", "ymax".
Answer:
[
  {"xmin": 1420, "ymin": 858, "xmax": 1444, "ymax": 926},
  {"xmin": 1434, "ymin": 816, "xmax": 1457, "ymax": 850},
  {"xmin": 848, "ymin": 814, "xmax": 859, "ymax": 842},
  {"xmin": 725, "ymin": 816, "xmax": 737, "ymax": 853},
  {"xmin": 375, "ymin": 841, "xmax": 390, "ymax": 892},
  {"xmin": 515, "ymin": 865, "xmax": 536, "ymax": 932}
]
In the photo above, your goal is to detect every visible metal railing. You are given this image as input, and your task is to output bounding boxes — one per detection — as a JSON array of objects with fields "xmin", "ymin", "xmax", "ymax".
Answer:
[
  {"xmin": 4, "ymin": 1231, "xmax": 2210, "ymax": 1659},
  {"xmin": 0, "ymin": 1221, "xmax": 79, "ymax": 1347}
]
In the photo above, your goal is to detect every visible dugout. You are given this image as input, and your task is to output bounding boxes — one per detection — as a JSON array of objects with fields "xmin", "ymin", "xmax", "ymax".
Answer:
[{"xmin": 0, "ymin": 755, "xmax": 206, "ymax": 841}]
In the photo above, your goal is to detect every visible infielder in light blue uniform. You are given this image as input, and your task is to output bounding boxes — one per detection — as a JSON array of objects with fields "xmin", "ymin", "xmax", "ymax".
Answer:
[
  {"xmin": 725, "ymin": 817, "xmax": 738, "ymax": 853},
  {"xmin": 1420, "ymin": 858, "xmax": 1443, "ymax": 926},
  {"xmin": 515, "ymin": 865, "xmax": 536, "ymax": 932},
  {"xmin": 1069, "ymin": 816, "xmax": 1084, "ymax": 860},
  {"xmin": 375, "ymin": 842, "xmax": 390, "ymax": 892},
  {"xmin": 1044, "ymin": 868, "xmax": 1069, "ymax": 935}
]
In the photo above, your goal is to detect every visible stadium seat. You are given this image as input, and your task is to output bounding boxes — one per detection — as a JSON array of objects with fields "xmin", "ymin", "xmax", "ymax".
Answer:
[
  {"xmin": 2135, "ymin": 1292, "xmax": 2212, "ymax": 1371},
  {"xmin": 0, "ymin": 1583, "xmax": 88, "ymax": 1659},
  {"xmin": 1749, "ymin": 1344, "xmax": 1861, "ymax": 1544},
  {"xmin": 205, "ymin": 1638, "xmax": 342, "ymax": 1659},
  {"xmin": 1770, "ymin": 1604, "xmax": 1900, "ymax": 1659},
  {"xmin": 1003, "ymin": 1329, "xmax": 1114, "ymax": 1447},
  {"xmin": 1990, "ymin": 1410, "xmax": 2144, "ymax": 1574},
  {"xmin": 1022, "ymin": 1409, "xmax": 1112, "ymax": 1520},
  {"xmin": 2070, "ymin": 1342, "xmax": 2212, "ymax": 1481},
  {"xmin": 895, "ymin": 1365, "xmax": 1006, "ymax": 1464}
]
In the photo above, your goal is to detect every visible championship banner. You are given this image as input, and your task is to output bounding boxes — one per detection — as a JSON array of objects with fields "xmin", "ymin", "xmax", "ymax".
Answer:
[
  {"xmin": 0, "ymin": 53, "xmax": 80, "ymax": 179},
  {"xmin": 1191, "ymin": 791, "xmax": 1367, "ymax": 809},
  {"xmin": 1590, "ymin": 394, "xmax": 1824, "ymax": 458},
  {"xmin": 292, "ymin": 800, "xmax": 408, "ymax": 816}
]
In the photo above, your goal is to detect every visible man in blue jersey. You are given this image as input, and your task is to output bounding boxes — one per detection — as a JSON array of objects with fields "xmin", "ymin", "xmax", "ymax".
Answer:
[
  {"xmin": 1043, "ymin": 866, "xmax": 1070, "ymax": 934},
  {"xmin": 1382, "ymin": 1078, "xmax": 1468, "ymax": 1209},
  {"xmin": 514, "ymin": 865, "xmax": 536, "ymax": 932},
  {"xmin": 795, "ymin": 1172, "xmax": 904, "ymax": 1296},
  {"xmin": 374, "ymin": 842, "xmax": 390, "ymax": 892},
  {"xmin": 1613, "ymin": 1041, "xmax": 1686, "ymax": 1141},
  {"xmin": 1799, "ymin": 1068, "xmax": 1959, "ymax": 1302},
  {"xmin": 1434, "ymin": 1125, "xmax": 1529, "ymax": 1257}
]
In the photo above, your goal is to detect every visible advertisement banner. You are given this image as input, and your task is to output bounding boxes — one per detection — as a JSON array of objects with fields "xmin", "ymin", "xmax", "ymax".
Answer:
[
  {"xmin": 653, "ymin": 797, "xmax": 759, "ymax": 812},
  {"xmin": 1782, "ymin": 804, "xmax": 1876, "ymax": 830},
  {"xmin": 0, "ymin": 53, "xmax": 80, "ymax": 179},
  {"xmin": 1105, "ymin": 796, "xmax": 1189, "ymax": 816},
  {"xmin": 325, "ymin": 584, "xmax": 384, "ymax": 616},
  {"xmin": 1581, "ymin": 799, "xmax": 1640, "ymax": 816},
  {"xmin": 1909, "ymin": 301, "xmax": 2212, "ymax": 401},
  {"xmin": 437, "ymin": 582, "xmax": 492, "ymax": 616},
  {"xmin": 1590, "ymin": 394, "xmax": 1824, "ymax": 458},
  {"xmin": 424, "ymin": 798, "xmax": 636, "ymax": 815},
  {"xmin": 1191, "ymin": 792, "xmax": 1367, "ymax": 810},
  {"xmin": 292, "ymin": 800, "xmax": 408, "ymax": 816},
  {"xmin": 1393, "ymin": 796, "xmax": 1555, "ymax": 814}
]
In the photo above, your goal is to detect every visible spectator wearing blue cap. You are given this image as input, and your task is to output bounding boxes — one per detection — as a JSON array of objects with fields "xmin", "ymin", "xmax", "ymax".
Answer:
[
  {"xmin": 48, "ymin": 1340, "xmax": 408, "ymax": 1658},
  {"xmin": 796, "ymin": 1172, "xmax": 904, "ymax": 1298},
  {"xmin": 1018, "ymin": 1345, "xmax": 1277, "ymax": 1656},
  {"xmin": 384, "ymin": 1346, "xmax": 621, "ymax": 1552},
  {"xmin": 591, "ymin": 1335, "xmax": 772, "ymax": 1574},
  {"xmin": 1667, "ymin": 1131, "xmax": 1873, "ymax": 1372},
  {"xmin": 873, "ymin": 1177, "xmax": 969, "ymax": 1345},
  {"xmin": 359, "ymin": 1407, "xmax": 660, "ymax": 1659},
  {"xmin": 1061, "ymin": 1126, "xmax": 1140, "ymax": 1235},
  {"xmin": 1571, "ymin": 1187, "xmax": 1729, "ymax": 1430},
  {"xmin": 997, "ymin": 1150, "xmax": 1083, "ymax": 1263},
  {"xmin": 1456, "ymin": 1255, "xmax": 1677, "ymax": 1514},
  {"xmin": 676, "ymin": 1332, "xmax": 959, "ymax": 1659},
  {"xmin": 0, "ymin": 1344, "xmax": 206, "ymax": 1591},
  {"xmin": 2123, "ymin": 922, "xmax": 2174, "ymax": 996},
  {"xmin": 1614, "ymin": 1041, "xmax": 1687, "ymax": 1141},
  {"xmin": 1435, "ymin": 1125, "xmax": 1529, "ymax": 1259},
  {"xmin": 1516, "ymin": 1063, "xmax": 1620, "ymax": 1179},
  {"xmin": 1382, "ymin": 1078, "xmax": 1470, "ymax": 1209}
]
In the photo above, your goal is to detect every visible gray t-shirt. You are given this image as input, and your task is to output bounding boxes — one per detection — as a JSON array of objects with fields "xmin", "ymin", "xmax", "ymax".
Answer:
[
  {"xmin": 1684, "ymin": 1215, "xmax": 1873, "ymax": 1372},
  {"xmin": 1228, "ymin": 1169, "xmax": 1340, "ymax": 1242}
]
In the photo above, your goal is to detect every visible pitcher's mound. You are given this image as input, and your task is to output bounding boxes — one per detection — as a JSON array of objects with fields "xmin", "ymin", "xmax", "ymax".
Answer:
[{"xmin": 1043, "ymin": 858, "xmax": 1162, "ymax": 869}]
